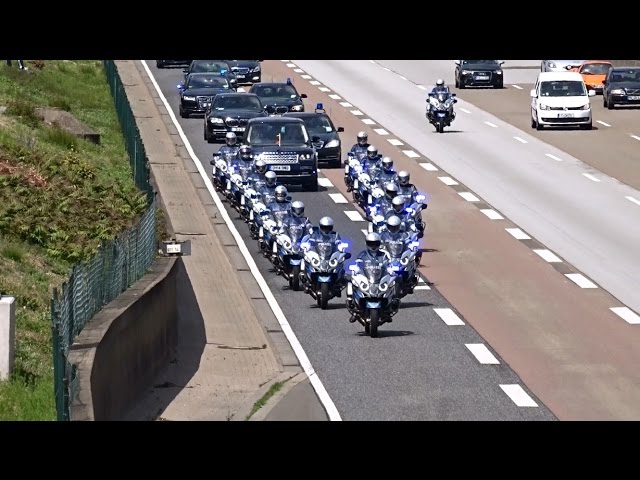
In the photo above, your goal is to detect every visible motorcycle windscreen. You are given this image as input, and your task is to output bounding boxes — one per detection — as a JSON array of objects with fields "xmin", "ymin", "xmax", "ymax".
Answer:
[
  {"xmin": 362, "ymin": 260, "xmax": 384, "ymax": 284},
  {"xmin": 316, "ymin": 241, "xmax": 334, "ymax": 260},
  {"xmin": 272, "ymin": 209, "xmax": 289, "ymax": 224},
  {"xmin": 288, "ymin": 223, "xmax": 305, "ymax": 244},
  {"xmin": 387, "ymin": 240, "xmax": 405, "ymax": 258}
]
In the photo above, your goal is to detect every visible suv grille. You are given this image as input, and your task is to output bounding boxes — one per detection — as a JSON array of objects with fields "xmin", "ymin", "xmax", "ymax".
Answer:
[{"xmin": 258, "ymin": 152, "xmax": 299, "ymax": 164}]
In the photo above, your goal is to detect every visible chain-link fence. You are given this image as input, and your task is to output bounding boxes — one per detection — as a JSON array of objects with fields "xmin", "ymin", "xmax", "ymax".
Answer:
[{"xmin": 51, "ymin": 60, "xmax": 157, "ymax": 421}]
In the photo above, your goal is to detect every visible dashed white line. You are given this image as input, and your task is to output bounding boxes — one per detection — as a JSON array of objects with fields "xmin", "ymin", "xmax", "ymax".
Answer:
[
  {"xmin": 626, "ymin": 196, "xmax": 640, "ymax": 206},
  {"xmin": 361, "ymin": 229, "xmax": 368, "ymax": 236},
  {"xmin": 236, "ymin": 87, "xmax": 246, "ymax": 93},
  {"xmin": 484, "ymin": 121, "xmax": 498, "ymax": 128},
  {"xmin": 433, "ymin": 308, "xmax": 465, "ymax": 326},
  {"xmin": 383, "ymin": 67, "xmax": 391, "ymax": 72},
  {"xmin": 505, "ymin": 228, "xmax": 531, "ymax": 240},
  {"xmin": 344, "ymin": 210, "xmax": 365, "ymax": 222},
  {"xmin": 280, "ymin": 60, "xmax": 289, "ymax": 63},
  {"xmin": 387, "ymin": 139, "xmax": 404, "ymax": 146},
  {"xmin": 329, "ymin": 94, "xmax": 341, "ymax": 100},
  {"xmin": 351, "ymin": 110, "xmax": 364, "ymax": 116},
  {"xmin": 373, "ymin": 128, "xmax": 389, "ymax": 135},
  {"xmin": 309, "ymin": 80, "xmax": 321, "ymax": 86},
  {"xmin": 460, "ymin": 108, "xmax": 471, "ymax": 114},
  {"xmin": 286, "ymin": 63, "xmax": 296, "ymax": 68},
  {"xmin": 511, "ymin": 85, "xmax": 523, "ymax": 90},
  {"xmin": 631, "ymin": 135, "xmax": 640, "ymax": 142},
  {"xmin": 417, "ymin": 85, "xmax": 428, "ymax": 91},
  {"xmin": 458, "ymin": 192, "xmax": 480, "ymax": 202},
  {"xmin": 480, "ymin": 209, "xmax": 504, "ymax": 220},
  {"xmin": 319, "ymin": 87, "xmax": 331, "ymax": 92},
  {"xmin": 340, "ymin": 102, "xmax": 353, "ymax": 108},
  {"xmin": 293, "ymin": 68, "xmax": 304, "ymax": 73},
  {"xmin": 414, "ymin": 285, "xmax": 431, "ymax": 291},
  {"xmin": 565, "ymin": 273, "xmax": 598, "ymax": 289},
  {"xmin": 545, "ymin": 153, "xmax": 563, "ymax": 162},
  {"xmin": 500, "ymin": 384, "xmax": 538, "ymax": 407},
  {"xmin": 329, "ymin": 193, "xmax": 348, "ymax": 204},
  {"xmin": 438, "ymin": 176, "xmax": 459, "ymax": 186},
  {"xmin": 465, "ymin": 344, "xmax": 500, "ymax": 364},
  {"xmin": 533, "ymin": 249, "xmax": 562, "ymax": 263},
  {"xmin": 301, "ymin": 74, "xmax": 312, "ymax": 80},
  {"xmin": 398, "ymin": 75, "xmax": 407, "ymax": 81},
  {"xmin": 610, "ymin": 307, "xmax": 640, "ymax": 325},
  {"xmin": 402, "ymin": 150, "xmax": 420, "ymax": 158},
  {"xmin": 420, "ymin": 163, "xmax": 438, "ymax": 172},
  {"xmin": 362, "ymin": 118, "xmax": 376, "ymax": 125},
  {"xmin": 513, "ymin": 136, "xmax": 528, "ymax": 144},
  {"xmin": 582, "ymin": 173, "xmax": 601, "ymax": 182},
  {"xmin": 596, "ymin": 120, "xmax": 611, "ymax": 127},
  {"xmin": 317, "ymin": 177, "xmax": 333, "ymax": 188}
]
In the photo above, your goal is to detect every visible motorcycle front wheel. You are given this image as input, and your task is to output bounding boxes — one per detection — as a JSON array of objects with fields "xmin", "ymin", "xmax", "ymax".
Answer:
[
  {"xmin": 369, "ymin": 309, "xmax": 380, "ymax": 338},
  {"xmin": 319, "ymin": 282, "xmax": 330, "ymax": 310},
  {"xmin": 290, "ymin": 265, "xmax": 301, "ymax": 291}
]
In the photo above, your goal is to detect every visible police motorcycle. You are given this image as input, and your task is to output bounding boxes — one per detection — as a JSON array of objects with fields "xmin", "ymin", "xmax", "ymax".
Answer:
[
  {"xmin": 258, "ymin": 187, "xmax": 292, "ymax": 258},
  {"xmin": 210, "ymin": 151, "xmax": 235, "ymax": 193},
  {"xmin": 344, "ymin": 150, "xmax": 367, "ymax": 192},
  {"xmin": 346, "ymin": 234, "xmax": 400, "ymax": 338},
  {"xmin": 380, "ymin": 217, "xmax": 421, "ymax": 299},
  {"xmin": 272, "ymin": 202, "xmax": 313, "ymax": 291},
  {"xmin": 426, "ymin": 90, "xmax": 457, "ymax": 133}
]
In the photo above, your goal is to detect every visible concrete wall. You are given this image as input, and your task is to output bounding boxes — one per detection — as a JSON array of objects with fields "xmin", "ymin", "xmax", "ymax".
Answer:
[
  {"xmin": 69, "ymin": 256, "xmax": 179, "ymax": 421},
  {"xmin": 610, "ymin": 60, "xmax": 640, "ymax": 67}
]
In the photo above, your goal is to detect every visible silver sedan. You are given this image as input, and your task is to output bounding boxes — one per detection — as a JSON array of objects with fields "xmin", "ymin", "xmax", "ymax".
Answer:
[{"xmin": 541, "ymin": 60, "xmax": 584, "ymax": 72}]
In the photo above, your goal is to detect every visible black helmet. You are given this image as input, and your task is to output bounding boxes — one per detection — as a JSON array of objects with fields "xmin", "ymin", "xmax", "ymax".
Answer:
[
  {"xmin": 398, "ymin": 170, "xmax": 410, "ymax": 186},
  {"xmin": 275, "ymin": 185, "xmax": 288, "ymax": 202},
  {"xmin": 381, "ymin": 156, "xmax": 393, "ymax": 172},
  {"xmin": 239, "ymin": 145, "xmax": 252, "ymax": 161},
  {"xmin": 225, "ymin": 132, "xmax": 237, "ymax": 146},
  {"xmin": 392, "ymin": 196, "xmax": 405, "ymax": 213},
  {"xmin": 365, "ymin": 232, "xmax": 381, "ymax": 252},
  {"xmin": 254, "ymin": 159, "xmax": 267, "ymax": 174},
  {"xmin": 367, "ymin": 145, "xmax": 378, "ymax": 160},
  {"xmin": 265, "ymin": 171, "xmax": 277, "ymax": 187},
  {"xmin": 291, "ymin": 200, "xmax": 305, "ymax": 217},
  {"xmin": 357, "ymin": 131, "xmax": 368, "ymax": 147},
  {"xmin": 386, "ymin": 215, "xmax": 402, "ymax": 234},
  {"xmin": 385, "ymin": 182, "xmax": 399, "ymax": 199},
  {"xmin": 319, "ymin": 216, "xmax": 334, "ymax": 234}
]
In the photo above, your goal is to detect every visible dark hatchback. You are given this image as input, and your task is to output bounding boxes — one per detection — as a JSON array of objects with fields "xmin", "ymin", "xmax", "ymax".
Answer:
[
  {"xmin": 249, "ymin": 81, "xmax": 307, "ymax": 113},
  {"xmin": 203, "ymin": 93, "xmax": 267, "ymax": 143},
  {"xmin": 183, "ymin": 60, "xmax": 238, "ymax": 89},
  {"xmin": 178, "ymin": 73, "xmax": 232, "ymax": 118},
  {"xmin": 284, "ymin": 103, "xmax": 344, "ymax": 168},
  {"xmin": 156, "ymin": 59, "xmax": 191, "ymax": 68},
  {"xmin": 454, "ymin": 60, "xmax": 505, "ymax": 89},
  {"xmin": 602, "ymin": 67, "xmax": 640, "ymax": 109},
  {"xmin": 224, "ymin": 60, "xmax": 262, "ymax": 84}
]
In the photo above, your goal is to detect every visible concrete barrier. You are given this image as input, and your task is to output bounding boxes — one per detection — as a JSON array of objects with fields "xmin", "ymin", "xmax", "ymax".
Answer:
[
  {"xmin": 0, "ymin": 296, "xmax": 16, "ymax": 381},
  {"xmin": 610, "ymin": 60, "xmax": 640, "ymax": 67},
  {"xmin": 68, "ymin": 256, "xmax": 179, "ymax": 421}
]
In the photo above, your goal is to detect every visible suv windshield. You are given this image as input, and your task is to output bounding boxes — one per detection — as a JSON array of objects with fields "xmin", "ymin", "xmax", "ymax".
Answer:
[
  {"xmin": 253, "ymin": 85, "xmax": 298, "ymax": 98},
  {"xmin": 609, "ymin": 69, "xmax": 640, "ymax": 82},
  {"xmin": 301, "ymin": 115, "xmax": 334, "ymax": 135},
  {"xmin": 187, "ymin": 75, "xmax": 229, "ymax": 89},
  {"xmin": 190, "ymin": 61, "xmax": 230, "ymax": 74},
  {"xmin": 540, "ymin": 80, "xmax": 586, "ymax": 97},
  {"xmin": 580, "ymin": 63, "xmax": 611, "ymax": 75},
  {"xmin": 462, "ymin": 60, "xmax": 500, "ymax": 65},
  {"xmin": 247, "ymin": 123, "xmax": 309, "ymax": 146},
  {"xmin": 213, "ymin": 95, "xmax": 262, "ymax": 111}
]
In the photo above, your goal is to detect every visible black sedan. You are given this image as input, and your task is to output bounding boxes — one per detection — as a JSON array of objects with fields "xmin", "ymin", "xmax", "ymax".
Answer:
[
  {"xmin": 224, "ymin": 60, "xmax": 262, "ymax": 85},
  {"xmin": 183, "ymin": 60, "xmax": 237, "ymax": 89},
  {"xmin": 156, "ymin": 60, "xmax": 191, "ymax": 68},
  {"xmin": 249, "ymin": 81, "xmax": 307, "ymax": 113},
  {"xmin": 203, "ymin": 93, "xmax": 267, "ymax": 143},
  {"xmin": 603, "ymin": 67, "xmax": 640, "ymax": 109},
  {"xmin": 454, "ymin": 60, "xmax": 505, "ymax": 89},
  {"xmin": 178, "ymin": 73, "xmax": 232, "ymax": 118}
]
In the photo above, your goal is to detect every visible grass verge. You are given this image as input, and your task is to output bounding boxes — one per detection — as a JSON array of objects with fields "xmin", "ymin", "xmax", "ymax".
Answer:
[{"xmin": 245, "ymin": 381, "xmax": 285, "ymax": 420}]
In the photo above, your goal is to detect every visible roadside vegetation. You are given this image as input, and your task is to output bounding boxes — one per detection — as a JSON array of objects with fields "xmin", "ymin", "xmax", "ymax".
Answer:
[{"xmin": 0, "ymin": 60, "xmax": 148, "ymax": 420}]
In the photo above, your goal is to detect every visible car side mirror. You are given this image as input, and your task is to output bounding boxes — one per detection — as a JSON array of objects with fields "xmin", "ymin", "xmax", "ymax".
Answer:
[
  {"xmin": 454, "ymin": 60, "xmax": 460, "ymax": 66},
  {"xmin": 588, "ymin": 90, "xmax": 596, "ymax": 97},
  {"xmin": 499, "ymin": 61, "xmax": 505, "ymax": 65},
  {"xmin": 345, "ymin": 252, "xmax": 352, "ymax": 260},
  {"xmin": 337, "ymin": 127, "xmax": 344, "ymax": 132},
  {"xmin": 312, "ymin": 135, "xmax": 320, "ymax": 142},
  {"xmin": 183, "ymin": 68, "xmax": 189, "ymax": 73},
  {"xmin": 453, "ymin": 99, "xmax": 458, "ymax": 103},
  {"xmin": 530, "ymin": 89, "xmax": 537, "ymax": 98},
  {"xmin": 177, "ymin": 81, "xmax": 185, "ymax": 91},
  {"xmin": 564, "ymin": 65, "xmax": 573, "ymax": 70},
  {"xmin": 602, "ymin": 79, "xmax": 607, "ymax": 85},
  {"xmin": 301, "ymin": 93, "xmax": 308, "ymax": 99}
]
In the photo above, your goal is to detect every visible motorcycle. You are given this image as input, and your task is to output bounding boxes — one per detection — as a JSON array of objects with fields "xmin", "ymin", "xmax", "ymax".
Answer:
[
  {"xmin": 384, "ymin": 238, "xmax": 421, "ymax": 298},
  {"xmin": 344, "ymin": 151, "xmax": 367, "ymax": 191},
  {"xmin": 258, "ymin": 206, "xmax": 291, "ymax": 258},
  {"xmin": 273, "ymin": 221, "xmax": 311, "ymax": 291},
  {"xmin": 300, "ymin": 237, "xmax": 351, "ymax": 309},
  {"xmin": 426, "ymin": 91, "xmax": 457, "ymax": 133},
  {"xmin": 210, "ymin": 151, "xmax": 237, "ymax": 193}
]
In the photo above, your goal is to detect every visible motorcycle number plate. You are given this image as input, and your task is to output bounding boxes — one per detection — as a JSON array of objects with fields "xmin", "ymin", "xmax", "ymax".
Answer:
[
  {"xmin": 241, "ymin": 195, "xmax": 245, "ymax": 205},
  {"xmin": 354, "ymin": 179, "xmax": 359, "ymax": 188},
  {"xmin": 226, "ymin": 180, "xmax": 231, "ymax": 190},
  {"xmin": 347, "ymin": 282, "xmax": 353, "ymax": 296}
]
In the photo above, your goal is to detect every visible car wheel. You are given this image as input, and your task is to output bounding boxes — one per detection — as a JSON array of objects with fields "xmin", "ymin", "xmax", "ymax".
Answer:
[
  {"xmin": 306, "ymin": 179, "xmax": 319, "ymax": 192},
  {"xmin": 156, "ymin": 60, "xmax": 164, "ymax": 69},
  {"xmin": 495, "ymin": 81, "xmax": 504, "ymax": 89},
  {"xmin": 458, "ymin": 80, "xmax": 465, "ymax": 90},
  {"xmin": 531, "ymin": 116, "xmax": 536, "ymax": 129},
  {"xmin": 454, "ymin": 76, "xmax": 459, "ymax": 88},
  {"xmin": 607, "ymin": 99, "xmax": 614, "ymax": 110},
  {"xmin": 535, "ymin": 115, "xmax": 543, "ymax": 131},
  {"xmin": 580, "ymin": 122, "xmax": 593, "ymax": 130},
  {"xmin": 180, "ymin": 107, "xmax": 188, "ymax": 119}
]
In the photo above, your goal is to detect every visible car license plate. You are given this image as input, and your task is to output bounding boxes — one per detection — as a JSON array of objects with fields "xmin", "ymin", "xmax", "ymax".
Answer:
[
  {"xmin": 270, "ymin": 165, "xmax": 290, "ymax": 171},
  {"xmin": 475, "ymin": 75, "xmax": 489, "ymax": 80},
  {"xmin": 236, "ymin": 74, "xmax": 246, "ymax": 79},
  {"xmin": 231, "ymin": 127, "xmax": 245, "ymax": 132},
  {"xmin": 558, "ymin": 113, "xmax": 574, "ymax": 118},
  {"xmin": 627, "ymin": 95, "xmax": 640, "ymax": 101}
]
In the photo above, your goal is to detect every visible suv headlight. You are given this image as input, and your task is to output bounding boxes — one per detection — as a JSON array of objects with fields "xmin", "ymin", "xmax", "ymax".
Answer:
[
  {"xmin": 290, "ymin": 105, "xmax": 304, "ymax": 111},
  {"xmin": 580, "ymin": 104, "xmax": 590, "ymax": 110},
  {"xmin": 299, "ymin": 153, "xmax": 313, "ymax": 160},
  {"xmin": 210, "ymin": 117, "xmax": 224, "ymax": 124},
  {"xmin": 461, "ymin": 70, "xmax": 471, "ymax": 75},
  {"xmin": 324, "ymin": 139, "xmax": 340, "ymax": 148},
  {"xmin": 252, "ymin": 65, "xmax": 261, "ymax": 72},
  {"xmin": 496, "ymin": 70, "xmax": 503, "ymax": 75},
  {"xmin": 611, "ymin": 88, "xmax": 625, "ymax": 95}
]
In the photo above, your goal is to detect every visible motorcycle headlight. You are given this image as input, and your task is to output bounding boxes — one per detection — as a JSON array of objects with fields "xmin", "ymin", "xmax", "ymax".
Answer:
[
  {"xmin": 210, "ymin": 117, "xmax": 224, "ymax": 124},
  {"xmin": 400, "ymin": 257, "xmax": 409, "ymax": 266},
  {"xmin": 329, "ymin": 258, "xmax": 338, "ymax": 268},
  {"xmin": 311, "ymin": 257, "xmax": 321, "ymax": 267},
  {"xmin": 360, "ymin": 281, "xmax": 369, "ymax": 291},
  {"xmin": 290, "ymin": 104, "xmax": 304, "ymax": 111},
  {"xmin": 324, "ymin": 139, "xmax": 340, "ymax": 148},
  {"xmin": 379, "ymin": 282, "xmax": 388, "ymax": 292}
]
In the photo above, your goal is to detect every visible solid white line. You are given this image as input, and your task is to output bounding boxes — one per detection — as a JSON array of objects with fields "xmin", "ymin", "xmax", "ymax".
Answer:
[
  {"xmin": 402, "ymin": 150, "xmax": 420, "ymax": 158},
  {"xmin": 610, "ymin": 307, "xmax": 640, "ymax": 325},
  {"xmin": 414, "ymin": 285, "xmax": 431, "ymax": 291},
  {"xmin": 480, "ymin": 209, "xmax": 504, "ymax": 220},
  {"xmin": 344, "ymin": 210, "xmax": 365, "ymax": 222},
  {"xmin": 329, "ymin": 94, "xmax": 341, "ymax": 100},
  {"xmin": 236, "ymin": 87, "xmax": 246, "ymax": 93},
  {"xmin": 565, "ymin": 273, "xmax": 598, "ymax": 289},
  {"xmin": 351, "ymin": 110, "xmax": 364, "ymax": 116},
  {"xmin": 460, "ymin": 108, "xmax": 471, "ymax": 114},
  {"xmin": 328, "ymin": 193, "xmax": 348, "ymax": 204},
  {"xmin": 500, "ymin": 384, "xmax": 538, "ymax": 407},
  {"xmin": 458, "ymin": 192, "xmax": 480, "ymax": 202},
  {"xmin": 387, "ymin": 139, "xmax": 404, "ymax": 146},
  {"xmin": 511, "ymin": 85, "xmax": 523, "ymax": 90},
  {"xmin": 383, "ymin": 67, "xmax": 390, "ymax": 72},
  {"xmin": 301, "ymin": 74, "xmax": 312, "ymax": 80},
  {"xmin": 319, "ymin": 87, "xmax": 331, "ymax": 92},
  {"xmin": 631, "ymin": 135, "xmax": 640, "ymax": 141},
  {"xmin": 362, "ymin": 119, "xmax": 376, "ymax": 125},
  {"xmin": 420, "ymin": 163, "xmax": 438, "ymax": 172},
  {"xmin": 280, "ymin": 60, "xmax": 289, "ymax": 62},
  {"xmin": 626, "ymin": 196, "xmax": 640, "ymax": 206},
  {"xmin": 545, "ymin": 153, "xmax": 563, "ymax": 162},
  {"xmin": 438, "ymin": 176, "xmax": 459, "ymax": 186},
  {"xmin": 369, "ymin": 60, "xmax": 376, "ymax": 64},
  {"xmin": 340, "ymin": 101, "xmax": 353, "ymax": 108},
  {"xmin": 286, "ymin": 63, "xmax": 296, "ymax": 68},
  {"xmin": 465, "ymin": 344, "xmax": 500, "ymax": 364},
  {"xmin": 433, "ymin": 308, "xmax": 465, "ymax": 326},
  {"xmin": 309, "ymin": 80, "xmax": 321, "ymax": 86},
  {"xmin": 533, "ymin": 249, "xmax": 562, "ymax": 263},
  {"xmin": 505, "ymin": 227, "xmax": 531, "ymax": 240},
  {"xmin": 361, "ymin": 229, "xmax": 368, "ymax": 236},
  {"xmin": 398, "ymin": 75, "xmax": 407, "ymax": 81},
  {"xmin": 582, "ymin": 173, "xmax": 601, "ymax": 182},
  {"xmin": 484, "ymin": 121, "xmax": 498, "ymax": 128},
  {"xmin": 293, "ymin": 68, "xmax": 304, "ymax": 73},
  {"xmin": 417, "ymin": 85, "xmax": 428, "ymax": 91},
  {"xmin": 373, "ymin": 128, "xmax": 389, "ymax": 135},
  {"xmin": 513, "ymin": 136, "xmax": 528, "ymax": 144},
  {"xmin": 140, "ymin": 60, "xmax": 342, "ymax": 421},
  {"xmin": 596, "ymin": 120, "xmax": 611, "ymax": 127},
  {"xmin": 317, "ymin": 177, "xmax": 333, "ymax": 188}
]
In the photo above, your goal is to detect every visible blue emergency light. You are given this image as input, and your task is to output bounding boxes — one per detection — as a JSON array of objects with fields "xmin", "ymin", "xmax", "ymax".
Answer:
[
  {"xmin": 316, "ymin": 103, "xmax": 323, "ymax": 110},
  {"xmin": 286, "ymin": 78, "xmax": 292, "ymax": 85}
]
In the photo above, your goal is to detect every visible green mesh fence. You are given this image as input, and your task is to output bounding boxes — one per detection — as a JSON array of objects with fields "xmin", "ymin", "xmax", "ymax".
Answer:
[{"xmin": 51, "ymin": 60, "xmax": 157, "ymax": 421}]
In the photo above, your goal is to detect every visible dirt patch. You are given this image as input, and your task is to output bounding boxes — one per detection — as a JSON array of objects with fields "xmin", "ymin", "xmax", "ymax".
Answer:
[
  {"xmin": 34, "ymin": 107, "xmax": 101, "ymax": 145},
  {"xmin": 0, "ymin": 159, "xmax": 48, "ymax": 187}
]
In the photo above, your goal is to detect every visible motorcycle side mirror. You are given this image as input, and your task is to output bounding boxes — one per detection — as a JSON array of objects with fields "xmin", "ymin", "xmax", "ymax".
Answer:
[
  {"xmin": 182, "ymin": 68, "xmax": 189, "ymax": 74},
  {"xmin": 286, "ymin": 195, "xmax": 292, "ymax": 201},
  {"xmin": 421, "ymin": 204, "xmax": 427, "ymax": 210},
  {"xmin": 210, "ymin": 159, "xmax": 215, "ymax": 165},
  {"xmin": 453, "ymin": 99, "xmax": 458, "ymax": 103},
  {"xmin": 344, "ymin": 252, "xmax": 352, "ymax": 260}
]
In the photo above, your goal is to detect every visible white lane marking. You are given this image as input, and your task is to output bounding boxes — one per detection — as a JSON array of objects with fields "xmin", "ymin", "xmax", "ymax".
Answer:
[
  {"xmin": 329, "ymin": 94, "xmax": 341, "ymax": 100},
  {"xmin": 344, "ymin": 210, "xmax": 365, "ymax": 222},
  {"xmin": 545, "ymin": 153, "xmax": 563, "ymax": 162},
  {"xmin": 140, "ymin": 61, "xmax": 342, "ymax": 421},
  {"xmin": 582, "ymin": 173, "xmax": 601, "ymax": 182},
  {"xmin": 237, "ymin": 87, "xmax": 246, "ymax": 93},
  {"xmin": 500, "ymin": 384, "xmax": 539, "ymax": 407},
  {"xmin": 383, "ymin": 67, "xmax": 391, "ymax": 72},
  {"xmin": 319, "ymin": 87, "xmax": 331, "ymax": 92},
  {"xmin": 374, "ymin": 128, "xmax": 389, "ymax": 135},
  {"xmin": 402, "ymin": 150, "xmax": 420, "ymax": 158},
  {"xmin": 433, "ymin": 308, "xmax": 465, "ymax": 326},
  {"xmin": 505, "ymin": 227, "xmax": 531, "ymax": 240},
  {"xmin": 631, "ymin": 135, "xmax": 640, "ymax": 141},
  {"xmin": 465, "ymin": 344, "xmax": 500, "ymax": 364},
  {"xmin": 596, "ymin": 120, "xmax": 611, "ymax": 127},
  {"xmin": 610, "ymin": 307, "xmax": 640, "ymax": 325},
  {"xmin": 286, "ymin": 63, "xmax": 296, "ymax": 68},
  {"xmin": 513, "ymin": 136, "xmax": 528, "ymax": 144},
  {"xmin": 398, "ymin": 75, "xmax": 407, "ymax": 81},
  {"xmin": 626, "ymin": 196, "xmax": 640, "ymax": 206},
  {"xmin": 340, "ymin": 101, "xmax": 353, "ymax": 108},
  {"xmin": 417, "ymin": 85, "xmax": 428, "ymax": 91},
  {"xmin": 565, "ymin": 273, "xmax": 598, "ymax": 289},
  {"xmin": 280, "ymin": 60, "xmax": 289, "ymax": 62},
  {"xmin": 293, "ymin": 68, "xmax": 304, "ymax": 73},
  {"xmin": 369, "ymin": 60, "xmax": 376, "ymax": 64},
  {"xmin": 361, "ymin": 229, "xmax": 368, "ymax": 236},
  {"xmin": 309, "ymin": 80, "xmax": 321, "ymax": 86},
  {"xmin": 438, "ymin": 176, "xmax": 459, "ymax": 186},
  {"xmin": 459, "ymin": 192, "xmax": 480, "ymax": 202},
  {"xmin": 414, "ymin": 285, "xmax": 431, "ymax": 291},
  {"xmin": 511, "ymin": 85, "xmax": 523, "ymax": 90},
  {"xmin": 351, "ymin": 110, "xmax": 364, "ymax": 116},
  {"xmin": 460, "ymin": 108, "xmax": 471, "ymax": 114},
  {"xmin": 484, "ymin": 121, "xmax": 498, "ymax": 128},
  {"xmin": 418, "ymin": 277, "xmax": 426, "ymax": 283},
  {"xmin": 328, "ymin": 193, "xmax": 348, "ymax": 204},
  {"xmin": 301, "ymin": 74, "xmax": 312, "ymax": 80},
  {"xmin": 480, "ymin": 209, "xmax": 504, "ymax": 220},
  {"xmin": 533, "ymin": 249, "xmax": 562, "ymax": 263},
  {"xmin": 362, "ymin": 118, "xmax": 376, "ymax": 125},
  {"xmin": 317, "ymin": 177, "xmax": 333, "ymax": 188},
  {"xmin": 387, "ymin": 139, "xmax": 404, "ymax": 146},
  {"xmin": 420, "ymin": 163, "xmax": 438, "ymax": 172}
]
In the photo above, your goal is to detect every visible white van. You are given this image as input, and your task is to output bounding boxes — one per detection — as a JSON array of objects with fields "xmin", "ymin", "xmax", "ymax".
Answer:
[{"xmin": 530, "ymin": 71, "xmax": 595, "ymax": 130}]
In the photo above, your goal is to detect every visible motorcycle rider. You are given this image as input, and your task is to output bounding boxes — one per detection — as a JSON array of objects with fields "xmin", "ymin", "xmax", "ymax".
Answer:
[
  {"xmin": 246, "ymin": 159, "xmax": 269, "ymax": 191},
  {"xmin": 282, "ymin": 200, "xmax": 313, "ymax": 236},
  {"xmin": 386, "ymin": 195, "xmax": 425, "ymax": 240},
  {"xmin": 256, "ymin": 171, "xmax": 279, "ymax": 206},
  {"xmin": 427, "ymin": 79, "xmax": 456, "ymax": 122},
  {"xmin": 262, "ymin": 185, "xmax": 292, "ymax": 256},
  {"xmin": 373, "ymin": 156, "xmax": 398, "ymax": 188},
  {"xmin": 302, "ymin": 216, "xmax": 342, "ymax": 247},
  {"xmin": 397, "ymin": 170, "xmax": 421, "ymax": 205},
  {"xmin": 369, "ymin": 182, "xmax": 400, "ymax": 219},
  {"xmin": 212, "ymin": 132, "xmax": 240, "ymax": 188},
  {"xmin": 380, "ymin": 215, "xmax": 419, "ymax": 293},
  {"xmin": 346, "ymin": 132, "xmax": 371, "ymax": 192},
  {"xmin": 431, "ymin": 79, "xmax": 450, "ymax": 95}
]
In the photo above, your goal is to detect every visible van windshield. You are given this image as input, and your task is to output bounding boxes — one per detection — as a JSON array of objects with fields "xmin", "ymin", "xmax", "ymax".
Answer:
[{"xmin": 540, "ymin": 80, "xmax": 586, "ymax": 97}]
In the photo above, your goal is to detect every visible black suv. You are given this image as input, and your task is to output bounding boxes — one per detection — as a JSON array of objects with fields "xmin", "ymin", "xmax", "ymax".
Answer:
[
  {"xmin": 249, "ymin": 80, "xmax": 307, "ymax": 113},
  {"xmin": 156, "ymin": 59, "xmax": 191, "ymax": 68},
  {"xmin": 203, "ymin": 93, "xmax": 267, "ymax": 143},
  {"xmin": 178, "ymin": 73, "xmax": 232, "ymax": 118},
  {"xmin": 224, "ymin": 60, "xmax": 262, "ymax": 85},
  {"xmin": 454, "ymin": 60, "xmax": 505, "ymax": 89},
  {"xmin": 244, "ymin": 117, "xmax": 319, "ymax": 191},
  {"xmin": 602, "ymin": 67, "xmax": 640, "ymax": 109},
  {"xmin": 183, "ymin": 60, "xmax": 238, "ymax": 89}
]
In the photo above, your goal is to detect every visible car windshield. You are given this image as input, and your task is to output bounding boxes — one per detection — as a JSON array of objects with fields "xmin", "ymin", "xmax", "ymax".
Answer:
[
  {"xmin": 580, "ymin": 63, "xmax": 611, "ymax": 75},
  {"xmin": 540, "ymin": 80, "xmax": 587, "ymax": 97},
  {"xmin": 187, "ymin": 75, "xmax": 229, "ymax": 89},
  {"xmin": 247, "ymin": 123, "xmax": 309, "ymax": 146},
  {"xmin": 213, "ymin": 95, "xmax": 262, "ymax": 111},
  {"xmin": 609, "ymin": 69, "xmax": 640, "ymax": 82},
  {"xmin": 253, "ymin": 85, "xmax": 298, "ymax": 98},
  {"xmin": 462, "ymin": 60, "xmax": 499, "ymax": 65},
  {"xmin": 302, "ymin": 115, "xmax": 334, "ymax": 134},
  {"xmin": 190, "ymin": 61, "xmax": 229, "ymax": 74}
]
